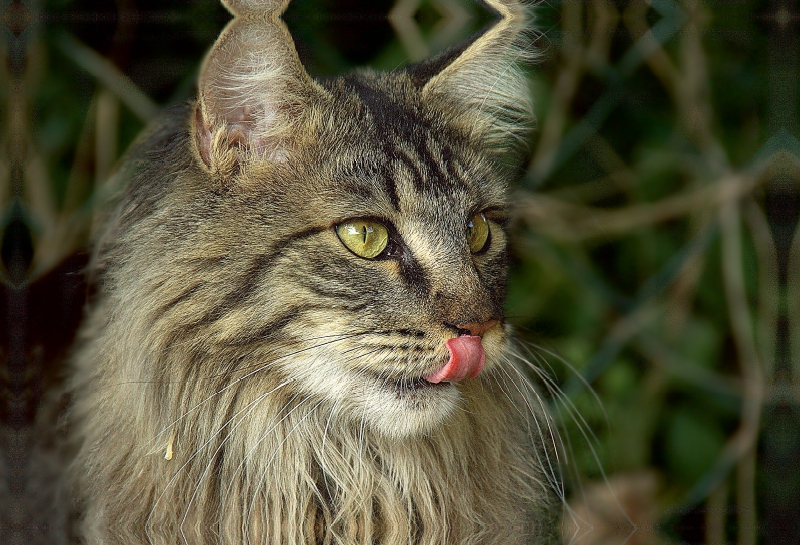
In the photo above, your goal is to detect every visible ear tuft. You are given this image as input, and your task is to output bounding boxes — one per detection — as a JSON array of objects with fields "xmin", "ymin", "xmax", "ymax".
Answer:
[
  {"xmin": 194, "ymin": 104, "xmax": 213, "ymax": 169},
  {"xmin": 420, "ymin": 0, "xmax": 537, "ymax": 156},
  {"xmin": 221, "ymin": 0, "xmax": 290, "ymax": 16},
  {"xmin": 193, "ymin": 12, "xmax": 323, "ymax": 180}
]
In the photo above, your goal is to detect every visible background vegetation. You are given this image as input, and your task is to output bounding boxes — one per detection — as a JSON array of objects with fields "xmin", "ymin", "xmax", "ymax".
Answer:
[{"xmin": 2, "ymin": 0, "xmax": 797, "ymax": 544}]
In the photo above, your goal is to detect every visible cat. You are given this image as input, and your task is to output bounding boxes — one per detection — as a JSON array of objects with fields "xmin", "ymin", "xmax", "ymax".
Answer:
[{"xmin": 68, "ymin": 0, "xmax": 558, "ymax": 543}]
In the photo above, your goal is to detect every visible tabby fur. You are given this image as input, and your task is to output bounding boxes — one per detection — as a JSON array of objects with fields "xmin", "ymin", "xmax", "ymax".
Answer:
[{"xmin": 69, "ymin": 0, "xmax": 555, "ymax": 543}]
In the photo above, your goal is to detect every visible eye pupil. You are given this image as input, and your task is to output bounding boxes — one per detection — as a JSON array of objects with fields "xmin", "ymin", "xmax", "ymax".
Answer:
[
  {"xmin": 336, "ymin": 220, "xmax": 390, "ymax": 259},
  {"xmin": 467, "ymin": 213, "xmax": 490, "ymax": 254}
]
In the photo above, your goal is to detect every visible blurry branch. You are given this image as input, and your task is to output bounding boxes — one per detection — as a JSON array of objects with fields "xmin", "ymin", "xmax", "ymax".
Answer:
[
  {"xmin": 27, "ymin": 93, "xmax": 98, "ymax": 277},
  {"xmin": 622, "ymin": 0, "xmax": 679, "ymax": 97},
  {"xmin": 705, "ymin": 480, "xmax": 729, "ymax": 545},
  {"xmin": 0, "ymin": 38, "xmax": 8, "ymax": 214},
  {"xmin": 95, "ymin": 91, "xmax": 120, "ymax": 188},
  {"xmin": 584, "ymin": 0, "xmax": 618, "ymax": 73},
  {"xmin": 22, "ymin": 147, "xmax": 58, "ymax": 244},
  {"xmin": 0, "ymin": 147, "xmax": 7, "ymax": 214},
  {"xmin": 388, "ymin": 0, "xmax": 431, "ymax": 61},
  {"xmin": 512, "ymin": 170, "xmax": 763, "ymax": 241},
  {"xmin": 675, "ymin": 0, "xmax": 726, "ymax": 170},
  {"xmin": 545, "ymin": 134, "xmax": 637, "ymax": 204},
  {"xmin": 26, "ymin": 87, "xmax": 122, "ymax": 277},
  {"xmin": 664, "ymin": 211, "xmax": 710, "ymax": 337},
  {"xmin": 62, "ymin": 94, "xmax": 97, "ymax": 214},
  {"xmin": 13, "ymin": 41, "xmax": 57, "ymax": 251},
  {"xmin": 682, "ymin": 0, "xmax": 765, "ymax": 536},
  {"xmin": 427, "ymin": 0, "xmax": 472, "ymax": 55},
  {"xmin": 528, "ymin": 0, "xmax": 586, "ymax": 182},
  {"xmin": 388, "ymin": 0, "xmax": 472, "ymax": 62},
  {"xmin": 561, "ymin": 303, "xmax": 660, "ymax": 399},
  {"xmin": 527, "ymin": 0, "xmax": 688, "ymax": 186},
  {"xmin": 634, "ymin": 333, "xmax": 741, "ymax": 401},
  {"xmin": 56, "ymin": 33, "xmax": 158, "ymax": 122},
  {"xmin": 24, "ymin": 30, "xmax": 153, "ymax": 277},
  {"xmin": 742, "ymin": 201, "xmax": 779, "ymax": 380},
  {"xmin": 561, "ymin": 222, "xmax": 718, "ymax": 400},
  {"xmin": 720, "ymin": 198, "xmax": 763, "ymax": 545},
  {"xmin": 790, "ymin": 219, "xmax": 800, "ymax": 390},
  {"xmin": 671, "ymin": 194, "xmax": 765, "ymax": 514}
]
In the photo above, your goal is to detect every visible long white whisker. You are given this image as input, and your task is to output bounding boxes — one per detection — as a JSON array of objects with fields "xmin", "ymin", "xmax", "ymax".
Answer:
[
  {"xmin": 176, "ymin": 378, "xmax": 298, "ymax": 542},
  {"xmin": 142, "ymin": 332, "xmax": 367, "ymax": 451},
  {"xmin": 243, "ymin": 393, "xmax": 310, "ymax": 545},
  {"xmin": 511, "ymin": 341, "xmax": 637, "ymax": 533},
  {"xmin": 148, "ymin": 377, "xmax": 294, "ymax": 537}
]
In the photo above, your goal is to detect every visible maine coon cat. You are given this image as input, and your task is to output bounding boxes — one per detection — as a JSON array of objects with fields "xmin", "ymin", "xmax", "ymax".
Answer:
[{"xmin": 68, "ymin": 0, "xmax": 558, "ymax": 543}]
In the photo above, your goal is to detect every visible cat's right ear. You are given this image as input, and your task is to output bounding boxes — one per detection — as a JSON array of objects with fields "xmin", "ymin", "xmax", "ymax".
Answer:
[
  {"xmin": 409, "ymin": 0, "xmax": 535, "ymax": 158},
  {"xmin": 220, "ymin": 0, "xmax": 289, "ymax": 16},
  {"xmin": 193, "ymin": 13, "xmax": 324, "ymax": 180}
]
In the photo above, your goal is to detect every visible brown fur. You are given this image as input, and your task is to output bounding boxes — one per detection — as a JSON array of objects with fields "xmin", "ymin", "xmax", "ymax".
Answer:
[{"xmin": 69, "ymin": 1, "xmax": 556, "ymax": 543}]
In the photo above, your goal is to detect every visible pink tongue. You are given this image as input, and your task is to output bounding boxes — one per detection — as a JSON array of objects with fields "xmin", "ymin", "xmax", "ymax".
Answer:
[{"xmin": 425, "ymin": 335, "xmax": 486, "ymax": 384}]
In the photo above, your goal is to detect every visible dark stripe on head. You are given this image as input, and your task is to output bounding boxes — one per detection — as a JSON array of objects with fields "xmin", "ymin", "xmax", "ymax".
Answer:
[
  {"xmin": 346, "ymin": 79, "xmax": 426, "ymax": 140},
  {"xmin": 159, "ymin": 283, "xmax": 205, "ymax": 316},
  {"xmin": 300, "ymin": 283, "xmax": 370, "ymax": 312},
  {"xmin": 393, "ymin": 149, "xmax": 425, "ymax": 194},
  {"xmin": 438, "ymin": 144, "xmax": 463, "ymax": 187},
  {"xmin": 193, "ymin": 226, "xmax": 327, "ymax": 329},
  {"xmin": 398, "ymin": 252, "xmax": 431, "ymax": 297},
  {"xmin": 227, "ymin": 306, "xmax": 309, "ymax": 347},
  {"xmin": 383, "ymin": 171, "xmax": 401, "ymax": 211},
  {"xmin": 346, "ymin": 78, "xmax": 435, "ymax": 209},
  {"xmin": 378, "ymin": 328, "xmax": 427, "ymax": 339},
  {"xmin": 422, "ymin": 138, "xmax": 463, "ymax": 194}
]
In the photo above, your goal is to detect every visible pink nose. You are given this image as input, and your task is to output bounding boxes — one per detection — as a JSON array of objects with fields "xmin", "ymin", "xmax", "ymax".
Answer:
[{"xmin": 455, "ymin": 320, "xmax": 499, "ymax": 337}]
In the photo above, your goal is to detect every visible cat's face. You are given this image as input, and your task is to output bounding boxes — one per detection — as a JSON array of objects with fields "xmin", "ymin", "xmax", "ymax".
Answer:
[
  {"xmin": 204, "ymin": 75, "xmax": 511, "ymax": 437},
  {"xmin": 187, "ymin": 2, "xmax": 532, "ymax": 438}
]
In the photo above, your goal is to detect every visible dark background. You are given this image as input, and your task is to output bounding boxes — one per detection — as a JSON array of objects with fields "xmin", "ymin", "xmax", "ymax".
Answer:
[{"xmin": 1, "ymin": 1, "xmax": 798, "ymax": 544}]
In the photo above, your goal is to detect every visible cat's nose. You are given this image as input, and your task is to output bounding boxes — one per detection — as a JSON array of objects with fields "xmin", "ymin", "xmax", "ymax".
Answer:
[{"xmin": 454, "ymin": 319, "xmax": 500, "ymax": 337}]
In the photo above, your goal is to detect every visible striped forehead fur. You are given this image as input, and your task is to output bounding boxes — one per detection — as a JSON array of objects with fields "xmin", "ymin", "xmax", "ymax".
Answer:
[{"xmin": 69, "ymin": 1, "xmax": 555, "ymax": 544}]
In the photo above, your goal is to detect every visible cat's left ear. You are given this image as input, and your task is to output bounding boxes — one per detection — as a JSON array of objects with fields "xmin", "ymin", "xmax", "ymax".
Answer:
[
  {"xmin": 220, "ymin": 0, "xmax": 291, "ymax": 16},
  {"xmin": 413, "ymin": 0, "xmax": 534, "ymax": 155},
  {"xmin": 193, "ymin": 12, "xmax": 325, "ymax": 179}
]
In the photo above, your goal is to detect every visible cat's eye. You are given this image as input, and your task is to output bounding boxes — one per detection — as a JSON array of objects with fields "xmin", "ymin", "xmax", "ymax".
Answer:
[
  {"xmin": 467, "ymin": 213, "xmax": 490, "ymax": 254},
  {"xmin": 336, "ymin": 220, "xmax": 390, "ymax": 259}
]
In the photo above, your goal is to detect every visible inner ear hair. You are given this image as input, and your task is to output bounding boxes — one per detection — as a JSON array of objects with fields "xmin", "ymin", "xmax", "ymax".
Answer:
[
  {"xmin": 419, "ymin": 0, "xmax": 536, "ymax": 155},
  {"xmin": 221, "ymin": 0, "xmax": 290, "ymax": 16},
  {"xmin": 193, "ymin": 14, "xmax": 324, "ymax": 180}
]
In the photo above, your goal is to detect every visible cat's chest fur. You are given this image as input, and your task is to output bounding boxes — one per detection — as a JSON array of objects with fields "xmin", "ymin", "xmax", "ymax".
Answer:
[{"xmin": 69, "ymin": 1, "xmax": 554, "ymax": 543}]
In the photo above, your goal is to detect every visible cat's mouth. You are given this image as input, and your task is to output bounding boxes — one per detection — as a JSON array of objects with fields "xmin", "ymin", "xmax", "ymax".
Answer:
[
  {"xmin": 369, "ymin": 334, "xmax": 486, "ymax": 392},
  {"xmin": 425, "ymin": 335, "xmax": 485, "ymax": 383},
  {"xmin": 377, "ymin": 376, "xmax": 451, "ymax": 392}
]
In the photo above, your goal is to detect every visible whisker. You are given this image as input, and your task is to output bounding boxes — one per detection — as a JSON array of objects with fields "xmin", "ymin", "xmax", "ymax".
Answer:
[
  {"xmin": 509, "ymin": 341, "xmax": 637, "ymax": 533},
  {"xmin": 244, "ymin": 389, "xmax": 343, "ymax": 545},
  {"xmin": 177, "ymin": 381, "xmax": 300, "ymax": 539},
  {"xmin": 147, "ymin": 377, "xmax": 295, "ymax": 536},
  {"xmin": 500, "ymin": 353, "xmax": 596, "ymax": 534},
  {"xmin": 494, "ymin": 363, "xmax": 565, "ymax": 498},
  {"xmin": 142, "ymin": 332, "xmax": 369, "ymax": 451}
]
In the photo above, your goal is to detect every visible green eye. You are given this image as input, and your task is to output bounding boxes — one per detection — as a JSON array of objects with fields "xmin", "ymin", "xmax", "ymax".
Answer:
[
  {"xmin": 336, "ymin": 220, "xmax": 389, "ymax": 259},
  {"xmin": 467, "ymin": 213, "xmax": 490, "ymax": 254}
]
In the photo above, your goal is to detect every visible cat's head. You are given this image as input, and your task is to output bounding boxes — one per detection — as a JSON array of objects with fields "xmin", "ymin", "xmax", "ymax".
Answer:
[{"xmin": 181, "ymin": 0, "xmax": 533, "ymax": 438}]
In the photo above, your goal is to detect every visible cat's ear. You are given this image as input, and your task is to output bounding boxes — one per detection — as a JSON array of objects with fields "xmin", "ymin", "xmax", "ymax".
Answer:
[
  {"xmin": 220, "ymin": 0, "xmax": 289, "ymax": 16},
  {"xmin": 193, "ymin": 12, "xmax": 324, "ymax": 178},
  {"xmin": 413, "ymin": 0, "xmax": 534, "ymax": 154}
]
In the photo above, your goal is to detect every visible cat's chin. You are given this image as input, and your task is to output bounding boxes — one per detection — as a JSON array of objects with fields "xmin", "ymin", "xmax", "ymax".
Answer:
[
  {"xmin": 357, "ymin": 378, "xmax": 462, "ymax": 439},
  {"xmin": 287, "ymin": 357, "xmax": 463, "ymax": 439}
]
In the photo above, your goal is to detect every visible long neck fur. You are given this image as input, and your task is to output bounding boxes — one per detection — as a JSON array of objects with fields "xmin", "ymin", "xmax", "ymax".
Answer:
[{"xmin": 73, "ymin": 309, "xmax": 550, "ymax": 544}]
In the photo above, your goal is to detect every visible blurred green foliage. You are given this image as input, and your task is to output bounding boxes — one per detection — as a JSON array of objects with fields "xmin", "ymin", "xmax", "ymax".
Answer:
[{"xmin": 5, "ymin": 1, "xmax": 797, "ymax": 544}]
